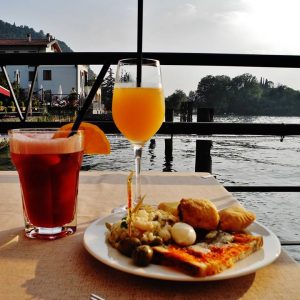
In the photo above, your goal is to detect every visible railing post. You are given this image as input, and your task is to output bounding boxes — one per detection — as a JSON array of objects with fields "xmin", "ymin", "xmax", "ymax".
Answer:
[
  {"xmin": 195, "ymin": 107, "xmax": 214, "ymax": 173},
  {"xmin": 24, "ymin": 66, "xmax": 38, "ymax": 121},
  {"xmin": 164, "ymin": 108, "xmax": 174, "ymax": 171}
]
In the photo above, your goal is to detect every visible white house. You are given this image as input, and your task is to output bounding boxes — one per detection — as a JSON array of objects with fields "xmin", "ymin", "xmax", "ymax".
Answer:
[{"xmin": 0, "ymin": 34, "xmax": 89, "ymax": 98}]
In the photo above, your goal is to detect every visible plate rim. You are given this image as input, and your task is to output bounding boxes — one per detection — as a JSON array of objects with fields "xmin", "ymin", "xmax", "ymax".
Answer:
[{"xmin": 83, "ymin": 213, "xmax": 281, "ymax": 282}]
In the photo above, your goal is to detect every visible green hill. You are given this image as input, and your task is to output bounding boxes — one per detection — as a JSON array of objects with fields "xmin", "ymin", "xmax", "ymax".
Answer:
[{"xmin": 0, "ymin": 19, "xmax": 73, "ymax": 52}]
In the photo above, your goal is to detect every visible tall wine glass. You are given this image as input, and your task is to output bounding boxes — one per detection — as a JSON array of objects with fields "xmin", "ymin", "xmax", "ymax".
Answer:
[{"xmin": 112, "ymin": 58, "xmax": 165, "ymax": 206}]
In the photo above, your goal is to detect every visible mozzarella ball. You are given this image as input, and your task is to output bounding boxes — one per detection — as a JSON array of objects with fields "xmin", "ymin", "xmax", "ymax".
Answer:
[{"xmin": 171, "ymin": 222, "xmax": 197, "ymax": 246}]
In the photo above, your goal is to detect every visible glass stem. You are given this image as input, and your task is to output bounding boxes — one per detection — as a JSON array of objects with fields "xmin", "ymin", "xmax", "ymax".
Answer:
[{"xmin": 133, "ymin": 144, "xmax": 143, "ymax": 205}]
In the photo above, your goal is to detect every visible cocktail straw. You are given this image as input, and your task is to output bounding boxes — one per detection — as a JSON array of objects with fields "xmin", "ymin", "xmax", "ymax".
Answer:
[
  {"xmin": 137, "ymin": 0, "xmax": 143, "ymax": 87},
  {"xmin": 69, "ymin": 63, "xmax": 110, "ymax": 135}
]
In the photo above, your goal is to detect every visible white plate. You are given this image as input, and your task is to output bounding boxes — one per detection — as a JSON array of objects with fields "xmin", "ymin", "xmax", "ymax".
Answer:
[{"xmin": 83, "ymin": 213, "xmax": 281, "ymax": 281}]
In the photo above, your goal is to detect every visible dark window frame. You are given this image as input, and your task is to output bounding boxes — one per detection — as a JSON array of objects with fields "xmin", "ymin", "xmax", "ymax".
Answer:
[
  {"xmin": 28, "ymin": 71, "xmax": 35, "ymax": 82},
  {"xmin": 43, "ymin": 70, "xmax": 52, "ymax": 81}
]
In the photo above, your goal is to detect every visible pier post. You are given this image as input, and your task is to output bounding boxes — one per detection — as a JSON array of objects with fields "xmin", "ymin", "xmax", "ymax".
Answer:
[
  {"xmin": 149, "ymin": 139, "xmax": 156, "ymax": 148},
  {"xmin": 164, "ymin": 138, "xmax": 173, "ymax": 172},
  {"xmin": 197, "ymin": 107, "xmax": 214, "ymax": 122},
  {"xmin": 164, "ymin": 108, "xmax": 174, "ymax": 171},
  {"xmin": 195, "ymin": 140, "xmax": 212, "ymax": 173},
  {"xmin": 180, "ymin": 102, "xmax": 187, "ymax": 122},
  {"xmin": 187, "ymin": 101, "xmax": 193, "ymax": 122},
  {"xmin": 195, "ymin": 107, "xmax": 214, "ymax": 173},
  {"xmin": 165, "ymin": 108, "xmax": 174, "ymax": 122},
  {"xmin": 180, "ymin": 102, "xmax": 193, "ymax": 122}
]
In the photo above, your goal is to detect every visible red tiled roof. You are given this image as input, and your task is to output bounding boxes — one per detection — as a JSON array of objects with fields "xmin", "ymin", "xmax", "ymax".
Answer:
[
  {"xmin": 0, "ymin": 39, "xmax": 62, "ymax": 52},
  {"xmin": 0, "ymin": 39, "xmax": 50, "ymax": 45}
]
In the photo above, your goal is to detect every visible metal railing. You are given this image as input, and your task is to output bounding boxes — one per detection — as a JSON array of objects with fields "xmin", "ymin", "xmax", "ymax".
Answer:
[{"xmin": 0, "ymin": 51, "xmax": 299, "ymax": 246}]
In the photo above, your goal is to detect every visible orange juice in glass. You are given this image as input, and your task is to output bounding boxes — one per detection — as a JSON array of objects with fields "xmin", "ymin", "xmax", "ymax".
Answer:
[
  {"xmin": 112, "ymin": 58, "xmax": 165, "ymax": 205},
  {"xmin": 9, "ymin": 129, "xmax": 84, "ymax": 240},
  {"xmin": 112, "ymin": 87, "xmax": 164, "ymax": 145}
]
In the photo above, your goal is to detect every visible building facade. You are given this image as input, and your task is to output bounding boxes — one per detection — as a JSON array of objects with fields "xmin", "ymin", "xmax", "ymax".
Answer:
[{"xmin": 0, "ymin": 34, "xmax": 89, "ymax": 98}]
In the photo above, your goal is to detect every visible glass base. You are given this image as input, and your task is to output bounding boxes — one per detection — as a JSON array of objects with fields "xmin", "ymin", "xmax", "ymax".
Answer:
[
  {"xmin": 25, "ymin": 225, "xmax": 76, "ymax": 240},
  {"xmin": 111, "ymin": 205, "xmax": 127, "ymax": 214},
  {"xmin": 111, "ymin": 202, "xmax": 139, "ymax": 215}
]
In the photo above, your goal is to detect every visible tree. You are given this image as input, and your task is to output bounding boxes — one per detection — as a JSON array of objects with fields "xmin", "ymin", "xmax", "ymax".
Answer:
[
  {"xmin": 195, "ymin": 75, "xmax": 231, "ymax": 113},
  {"xmin": 101, "ymin": 68, "xmax": 115, "ymax": 111},
  {"xmin": 0, "ymin": 72, "xmax": 25, "ymax": 106},
  {"xmin": 165, "ymin": 89, "xmax": 187, "ymax": 111},
  {"xmin": 188, "ymin": 91, "xmax": 196, "ymax": 102},
  {"xmin": 170, "ymin": 72, "xmax": 300, "ymax": 116},
  {"xmin": 0, "ymin": 72, "xmax": 7, "ymax": 88},
  {"xmin": 229, "ymin": 74, "xmax": 262, "ymax": 114},
  {"xmin": 260, "ymin": 77, "xmax": 274, "ymax": 89}
]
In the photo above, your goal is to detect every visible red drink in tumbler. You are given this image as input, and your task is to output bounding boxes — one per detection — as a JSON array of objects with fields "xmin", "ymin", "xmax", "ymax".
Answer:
[{"xmin": 9, "ymin": 129, "xmax": 84, "ymax": 239}]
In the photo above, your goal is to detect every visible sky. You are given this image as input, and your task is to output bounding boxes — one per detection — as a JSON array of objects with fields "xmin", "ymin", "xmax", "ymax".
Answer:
[{"xmin": 2, "ymin": 0, "xmax": 300, "ymax": 96}]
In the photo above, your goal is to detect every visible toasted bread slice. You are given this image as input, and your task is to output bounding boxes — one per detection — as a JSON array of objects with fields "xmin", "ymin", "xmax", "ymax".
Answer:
[{"xmin": 152, "ymin": 233, "xmax": 263, "ymax": 277}]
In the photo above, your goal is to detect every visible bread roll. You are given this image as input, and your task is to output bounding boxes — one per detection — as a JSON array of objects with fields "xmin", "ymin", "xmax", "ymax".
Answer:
[
  {"xmin": 158, "ymin": 202, "xmax": 179, "ymax": 217},
  {"xmin": 178, "ymin": 198, "xmax": 219, "ymax": 230},
  {"xmin": 219, "ymin": 205, "xmax": 256, "ymax": 232}
]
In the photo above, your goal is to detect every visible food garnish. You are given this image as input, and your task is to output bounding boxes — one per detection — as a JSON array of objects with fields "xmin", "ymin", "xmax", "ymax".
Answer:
[
  {"xmin": 126, "ymin": 171, "xmax": 147, "ymax": 236},
  {"xmin": 127, "ymin": 171, "xmax": 133, "ymax": 236}
]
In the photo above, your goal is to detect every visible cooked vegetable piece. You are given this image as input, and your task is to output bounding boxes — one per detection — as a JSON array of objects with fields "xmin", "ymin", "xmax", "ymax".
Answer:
[
  {"xmin": 132, "ymin": 245, "xmax": 153, "ymax": 266},
  {"xmin": 117, "ymin": 237, "xmax": 141, "ymax": 257}
]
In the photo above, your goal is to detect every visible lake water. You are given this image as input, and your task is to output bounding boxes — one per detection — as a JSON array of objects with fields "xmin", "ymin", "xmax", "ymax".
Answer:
[{"xmin": 1, "ymin": 115, "xmax": 299, "ymax": 261}]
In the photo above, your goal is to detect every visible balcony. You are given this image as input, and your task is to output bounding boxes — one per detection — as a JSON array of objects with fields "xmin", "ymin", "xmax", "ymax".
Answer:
[{"xmin": 0, "ymin": 51, "xmax": 299, "ymax": 260}]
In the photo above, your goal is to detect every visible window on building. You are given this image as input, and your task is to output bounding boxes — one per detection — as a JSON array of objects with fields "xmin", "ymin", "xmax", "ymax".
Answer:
[
  {"xmin": 28, "ymin": 71, "xmax": 35, "ymax": 82},
  {"xmin": 43, "ymin": 70, "xmax": 52, "ymax": 81}
]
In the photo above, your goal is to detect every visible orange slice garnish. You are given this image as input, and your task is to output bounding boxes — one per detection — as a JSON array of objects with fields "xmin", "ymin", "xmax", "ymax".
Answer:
[{"xmin": 57, "ymin": 122, "xmax": 110, "ymax": 154}]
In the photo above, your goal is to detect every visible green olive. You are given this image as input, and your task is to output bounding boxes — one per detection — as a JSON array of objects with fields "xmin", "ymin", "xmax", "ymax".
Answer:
[
  {"xmin": 132, "ymin": 245, "xmax": 153, "ymax": 266},
  {"xmin": 118, "ymin": 237, "xmax": 141, "ymax": 257},
  {"xmin": 140, "ymin": 236, "xmax": 148, "ymax": 245}
]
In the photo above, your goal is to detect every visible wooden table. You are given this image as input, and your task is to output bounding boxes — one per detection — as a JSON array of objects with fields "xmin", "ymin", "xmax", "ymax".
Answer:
[{"xmin": 0, "ymin": 171, "xmax": 299, "ymax": 300}]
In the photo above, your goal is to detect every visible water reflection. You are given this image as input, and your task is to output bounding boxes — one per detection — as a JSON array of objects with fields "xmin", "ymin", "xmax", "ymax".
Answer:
[
  {"xmin": 148, "ymin": 139, "xmax": 156, "ymax": 169},
  {"xmin": 163, "ymin": 138, "xmax": 174, "ymax": 172}
]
